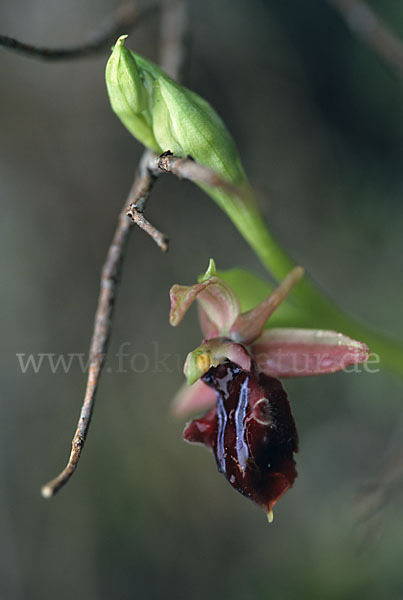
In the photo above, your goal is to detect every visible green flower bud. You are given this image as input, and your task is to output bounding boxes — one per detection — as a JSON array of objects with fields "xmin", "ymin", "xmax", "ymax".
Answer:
[
  {"xmin": 152, "ymin": 76, "xmax": 246, "ymax": 184},
  {"xmin": 105, "ymin": 35, "xmax": 160, "ymax": 151},
  {"xmin": 106, "ymin": 36, "xmax": 246, "ymax": 184},
  {"xmin": 105, "ymin": 37, "xmax": 295, "ymax": 290}
]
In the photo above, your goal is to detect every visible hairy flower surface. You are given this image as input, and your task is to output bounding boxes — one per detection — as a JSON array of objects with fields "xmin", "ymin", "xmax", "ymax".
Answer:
[{"xmin": 170, "ymin": 261, "xmax": 370, "ymax": 519}]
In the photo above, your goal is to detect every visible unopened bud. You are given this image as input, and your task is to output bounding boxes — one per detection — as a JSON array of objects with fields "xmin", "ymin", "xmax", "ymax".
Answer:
[{"xmin": 105, "ymin": 35, "xmax": 159, "ymax": 151}]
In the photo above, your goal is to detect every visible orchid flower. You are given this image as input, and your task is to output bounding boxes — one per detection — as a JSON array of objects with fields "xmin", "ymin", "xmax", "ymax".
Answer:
[{"xmin": 169, "ymin": 260, "xmax": 370, "ymax": 521}]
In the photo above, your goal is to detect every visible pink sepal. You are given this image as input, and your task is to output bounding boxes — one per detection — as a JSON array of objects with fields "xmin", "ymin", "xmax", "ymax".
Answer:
[
  {"xmin": 172, "ymin": 379, "xmax": 217, "ymax": 417},
  {"xmin": 251, "ymin": 328, "xmax": 370, "ymax": 377},
  {"xmin": 230, "ymin": 267, "xmax": 304, "ymax": 344},
  {"xmin": 169, "ymin": 277, "xmax": 240, "ymax": 334}
]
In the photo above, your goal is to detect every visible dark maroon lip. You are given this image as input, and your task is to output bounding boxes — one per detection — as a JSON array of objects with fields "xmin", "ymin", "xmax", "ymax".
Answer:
[{"xmin": 183, "ymin": 359, "xmax": 298, "ymax": 517}]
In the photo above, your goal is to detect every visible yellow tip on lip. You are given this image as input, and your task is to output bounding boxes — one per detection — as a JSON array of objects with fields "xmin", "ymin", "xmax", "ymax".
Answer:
[{"xmin": 267, "ymin": 509, "xmax": 274, "ymax": 524}]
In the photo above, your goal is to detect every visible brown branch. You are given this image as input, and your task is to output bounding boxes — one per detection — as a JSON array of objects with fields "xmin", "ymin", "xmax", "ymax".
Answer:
[
  {"xmin": 126, "ymin": 150, "xmax": 247, "ymax": 247},
  {"xmin": 41, "ymin": 0, "xmax": 187, "ymax": 498},
  {"xmin": 327, "ymin": 0, "xmax": 403, "ymax": 77},
  {"xmin": 41, "ymin": 151, "xmax": 159, "ymax": 498},
  {"xmin": 126, "ymin": 204, "xmax": 169, "ymax": 251},
  {"xmin": 157, "ymin": 151, "xmax": 247, "ymax": 198},
  {"xmin": 0, "ymin": 2, "xmax": 157, "ymax": 61},
  {"xmin": 125, "ymin": 152, "xmax": 168, "ymax": 252}
]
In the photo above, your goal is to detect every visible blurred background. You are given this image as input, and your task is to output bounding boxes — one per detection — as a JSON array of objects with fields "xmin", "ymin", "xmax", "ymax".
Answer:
[{"xmin": 1, "ymin": 0, "xmax": 403, "ymax": 598}]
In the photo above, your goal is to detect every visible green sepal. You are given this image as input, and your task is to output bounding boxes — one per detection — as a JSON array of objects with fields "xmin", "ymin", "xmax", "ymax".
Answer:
[
  {"xmin": 198, "ymin": 258, "xmax": 216, "ymax": 283},
  {"xmin": 105, "ymin": 36, "xmax": 160, "ymax": 151}
]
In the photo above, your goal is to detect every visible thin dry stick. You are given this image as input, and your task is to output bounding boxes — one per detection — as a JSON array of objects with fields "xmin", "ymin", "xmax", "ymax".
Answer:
[
  {"xmin": 127, "ymin": 151, "xmax": 246, "ymax": 244},
  {"xmin": 126, "ymin": 204, "xmax": 169, "ymax": 251},
  {"xmin": 41, "ymin": 0, "xmax": 187, "ymax": 497},
  {"xmin": 41, "ymin": 151, "xmax": 160, "ymax": 498},
  {"xmin": 328, "ymin": 0, "xmax": 403, "ymax": 77},
  {"xmin": 157, "ymin": 151, "xmax": 247, "ymax": 197},
  {"xmin": 0, "ymin": 2, "xmax": 157, "ymax": 61}
]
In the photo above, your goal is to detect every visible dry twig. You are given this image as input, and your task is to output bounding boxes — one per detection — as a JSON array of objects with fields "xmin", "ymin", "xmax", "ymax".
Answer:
[
  {"xmin": 41, "ymin": 150, "xmax": 159, "ymax": 498},
  {"xmin": 157, "ymin": 151, "xmax": 246, "ymax": 197},
  {"xmin": 0, "ymin": 3, "xmax": 157, "ymax": 61},
  {"xmin": 327, "ymin": 0, "xmax": 403, "ymax": 77},
  {"xmin": 126, "ymin": 150, "xmax": 246, "ymax": 248},
  {"xmin": 41, "ymin": 0, "xmax": 187, "ymax": 497},
  {"xmin": 126, "ymin": 200, "xmax": 169, "ymax": 252}
]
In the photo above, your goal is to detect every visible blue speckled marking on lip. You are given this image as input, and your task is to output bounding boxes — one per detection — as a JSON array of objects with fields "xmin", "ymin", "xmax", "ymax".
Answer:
[
  {"xmin": 234, "ymin": 376, "xmax": 249, "ymax": 471},
  {"xmin": 216, "ymin": 393, "xmax": 227, "ymax": 473}
]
